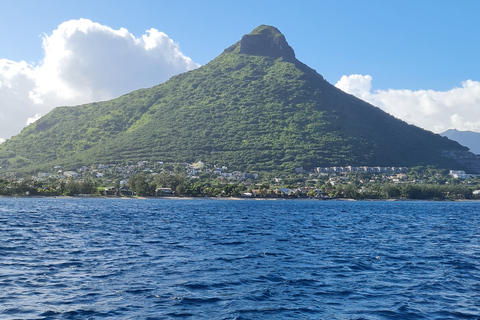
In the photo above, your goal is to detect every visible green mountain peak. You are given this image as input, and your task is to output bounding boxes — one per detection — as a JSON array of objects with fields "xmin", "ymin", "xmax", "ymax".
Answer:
[
  {"xmin": 247, "ymin": 25, "xmax": 284, "ymax": 37},
  {"xmin": 0, "ymin": 25, "xmax": 477, "ymax": 174}
]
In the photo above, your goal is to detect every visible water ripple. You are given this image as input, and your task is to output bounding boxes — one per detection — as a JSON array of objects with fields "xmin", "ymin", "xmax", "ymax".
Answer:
[{"xmin": 0, "ymin": 198, "xmax": 479, "ymax": 319}]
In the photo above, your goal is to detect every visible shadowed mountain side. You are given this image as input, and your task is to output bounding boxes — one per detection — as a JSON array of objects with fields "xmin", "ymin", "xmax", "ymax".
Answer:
[{"xmin": 0, "ymin": 25, "xmax": 473, "ymax": 173}]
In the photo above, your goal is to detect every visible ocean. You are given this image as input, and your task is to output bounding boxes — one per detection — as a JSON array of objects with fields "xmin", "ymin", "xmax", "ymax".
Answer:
[{"xmin": 1, "ymin": 198, "xmax": 479, "ymax": 319}]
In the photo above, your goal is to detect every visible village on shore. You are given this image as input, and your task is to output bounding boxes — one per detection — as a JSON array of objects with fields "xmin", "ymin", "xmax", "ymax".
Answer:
[{"xmin": 1, "ymin": 160, "xmax": 480, "ymax": 200}]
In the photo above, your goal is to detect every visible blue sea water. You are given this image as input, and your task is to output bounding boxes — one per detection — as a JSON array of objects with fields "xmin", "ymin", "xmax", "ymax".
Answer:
[{"xmin": 0, "ymin": 198, "xmax": 479, "ymax": 319}]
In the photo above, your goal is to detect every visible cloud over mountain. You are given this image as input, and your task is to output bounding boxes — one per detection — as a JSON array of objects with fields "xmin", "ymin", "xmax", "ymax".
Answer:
[
  {"xmin": 336, "ymin": 75, "xmax": 480, "ymax": 134},
  {"xmin": 0, "ymin": 19, "xmax": 199, "ymax": 142}
]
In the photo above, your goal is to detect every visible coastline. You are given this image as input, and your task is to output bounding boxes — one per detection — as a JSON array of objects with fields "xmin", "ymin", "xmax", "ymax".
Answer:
[{"xmin": 1, "ymin": 195, "xmax": 479, "ymax": 201}]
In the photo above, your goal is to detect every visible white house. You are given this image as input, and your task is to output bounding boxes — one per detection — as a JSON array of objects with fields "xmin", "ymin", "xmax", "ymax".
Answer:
[
  {"xmin": 64, "ymin": 171, "xmax": 79, "ymax": 178},
  {"xmin": 38, "ymin": 172, "xmax": 52, "ymax": 178}
]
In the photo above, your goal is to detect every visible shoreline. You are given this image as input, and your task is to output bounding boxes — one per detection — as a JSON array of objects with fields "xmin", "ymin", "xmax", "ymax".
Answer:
[{"xmin": 1, "ymin": 195, "xmax": 479, "ymax": 202}]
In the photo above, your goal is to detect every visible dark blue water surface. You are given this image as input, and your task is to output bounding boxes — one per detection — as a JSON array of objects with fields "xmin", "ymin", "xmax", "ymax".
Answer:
[{"xmin": 1, "ymin": 198, "xmax": 480, "ymax": 319}]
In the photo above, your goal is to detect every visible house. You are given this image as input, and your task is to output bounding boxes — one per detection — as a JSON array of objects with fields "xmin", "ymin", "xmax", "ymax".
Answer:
[
  {"xmin": 251, "ymin": 189, "xmax": 261, "ymax": 197},
  {"xmin": 241, "ymin": 173, "xmax": 258, "ymax": 180},
  {"xmin": 299, "ymin": 187, "xmax": 310, "ymax": 193},
  {"xmin": 63, "ymin": 171, "xmax": 79, "ymax": 178},
  {"xmin": 450, "ymin": 170, "xmax": 467, "ymax": 178},
  {"xmin": 38, "ymin": 172, "xmax": 52, "ymax": 178},
  {"xmin": 449, "ymin": 170, "xmax": 479, "ymax": 179},
  {"xmin": 118, "ymin": 186, "xmax": 133, "ymax": 196},
  {"xmin": 156, "ymin": 187, "xmax": 173, "ymax": 196},
  {"xmin": 191, "ymin": 161, "xmax": 204, "ymax": 170},
  {"xmin": 187, "ymin": 168, "xmax": 198, "ymax": 175},
  {"xmin": 103, "ymin": 187, "xmax": 116, "ymax": 196},
  {"xmin": 221, "ymin": 172, "xmax": 234, "ymax": 178},
  {"xmin": 317, "ymin": 190, "xmax": 331, "ymax": 199},
  {"xmin": 278, "ymin": 188, "xmax": 291, "ymax": 195}
]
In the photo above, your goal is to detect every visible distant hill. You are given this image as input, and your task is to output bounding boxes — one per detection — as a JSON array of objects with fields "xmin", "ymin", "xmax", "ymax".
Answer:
[
  {"xmin": 0, "ymin": 25, "xmax": 475, "ymax": 173},
  {"xmin": 441, "ymin": 129, "xmax": 480, "ymax": 155}
]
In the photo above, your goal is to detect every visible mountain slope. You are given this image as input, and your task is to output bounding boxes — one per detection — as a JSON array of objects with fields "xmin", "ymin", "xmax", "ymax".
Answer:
[
  {"xmin": 441, "ymin": 129, "xmax": 480, "ymax": 155},
  {"xmin": 0, "ymin": 25, "xmax": 471, "ymax": 173}
]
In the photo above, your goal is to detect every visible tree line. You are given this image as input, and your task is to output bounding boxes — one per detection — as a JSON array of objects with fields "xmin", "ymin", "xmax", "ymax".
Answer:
[
  {"xmin": 0, "ymin": 178, "xmax": 97, "ymax": 196},
  {"xmin": 1, "ymin": 172, "xmax": 479, "ymax": 200},
  {"xmin": 329, "ymin": 183, "xmax": 475, "ymax": 200}
]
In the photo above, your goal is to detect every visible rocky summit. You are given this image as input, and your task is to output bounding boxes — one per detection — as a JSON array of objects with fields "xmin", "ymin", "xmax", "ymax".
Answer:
[
  {"xmin": 0, "ymin": 25, "xmax": 477, "ymax": 173},
  {"xmin": 234, "ymin": 25, "xmax": 296, "ymax": 61}
]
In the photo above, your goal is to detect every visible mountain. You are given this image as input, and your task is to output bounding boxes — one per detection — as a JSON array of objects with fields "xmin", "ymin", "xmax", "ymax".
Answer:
[
  {"xmin": 441, "ymin": 129, "xmax": 480, "ymax": 155},
  {"xmin": 0, "ymin": 25, "xmax": 475, "ymax": 173}
]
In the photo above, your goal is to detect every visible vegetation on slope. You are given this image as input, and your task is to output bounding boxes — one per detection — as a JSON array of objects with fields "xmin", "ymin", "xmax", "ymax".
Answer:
[{"xmin": 0, "ymin": 25, "xmax": 469, "ymax": 174}]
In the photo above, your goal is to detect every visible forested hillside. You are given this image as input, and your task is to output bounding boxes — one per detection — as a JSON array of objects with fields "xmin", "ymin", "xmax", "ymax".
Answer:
[{"xmin": 0, "ymin": 25, "xmax": 469, "ymax": 173}]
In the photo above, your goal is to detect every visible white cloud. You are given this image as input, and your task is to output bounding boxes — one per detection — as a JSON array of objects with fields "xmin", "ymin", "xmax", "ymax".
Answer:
[
  {"xmin": 26, "ymin": 113, "xmax": 41, "ymax": 126},
  {"xmin": 335, "ymin": 75, "xmax": 480, "ymax": 133},
  {"xmin": 0, "ymin": 19, "xmax": 199, "ymax": 142},
  {"xmin": 335, "ymin": 74, "xmax": 372, "ymax": 100},
  {"xmin": 0, "ymin": 59, "xmax": 37, "ymax": 143}
]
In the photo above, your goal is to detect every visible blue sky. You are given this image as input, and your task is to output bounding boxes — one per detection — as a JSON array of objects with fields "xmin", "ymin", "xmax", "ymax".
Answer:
[
  {"xmin": 1, "ymin": 0, "xmax": 480, "ymax": 141},
  {"xmin": 2, "ymin": 0, "xmax": 479, "ymax": 90}
]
